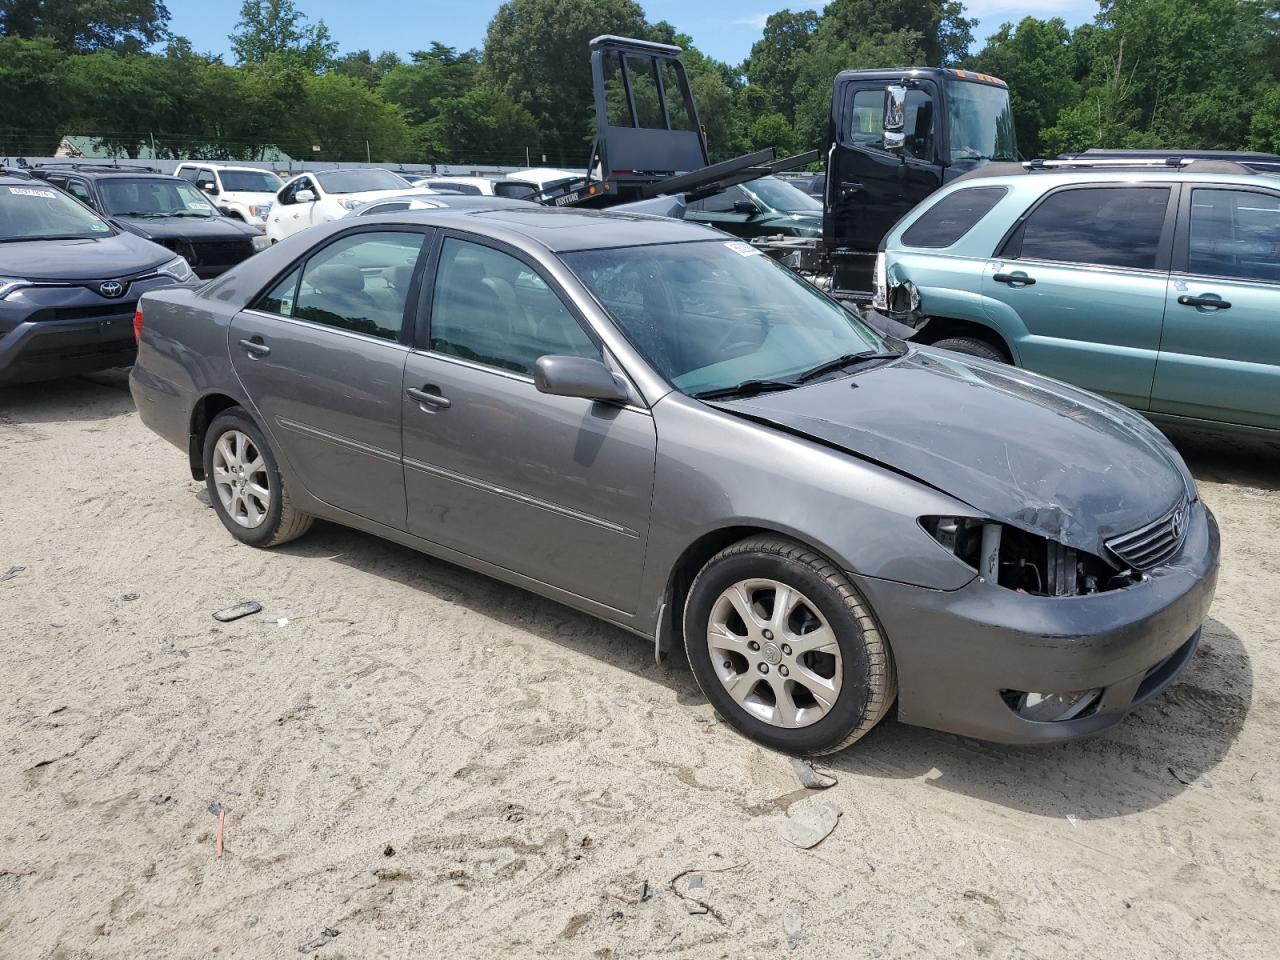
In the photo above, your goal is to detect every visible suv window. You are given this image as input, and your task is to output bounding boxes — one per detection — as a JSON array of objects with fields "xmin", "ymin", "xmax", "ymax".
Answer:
[
  {"xmin": 1015, "ymin": 186, "xmax": 1170, "ymax": 270},
  {"xmin": 691, "ymin": 185, "xmax": 746, "ymax": 214},
  {"xmin": 289, "ymin": 231, "xmax": 427, "ymax": 341},
  {"xmin": 1188, "ymin": 188, "xmax": 1280, "ymax": 283},
  {"xmin": 902, "ymin": 186, "xmax": 1006, "ymax": 248},
  {"xmin": 843, "ymin": 87, "xmax": 934, "ymax": 161},
  {"xmin": 65, "ymin": 179, "xmax": 94, "ymax": 206},
  {"xmin": 429, "ymin": 238, "xmax": 599, "ymax": 374}
]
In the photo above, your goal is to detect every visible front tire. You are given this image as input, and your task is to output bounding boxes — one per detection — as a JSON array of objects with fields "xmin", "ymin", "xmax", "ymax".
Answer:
[
  {"xmin": 683, "ymin": 536, "xmax": 895, "ymax": 755},
  {"xmin": 931, "ymin": 336, "xmax": 1006, "ymax": 363},
  {"xmin": 203, "ymin": 408, "xmax": 313, "ymax": 548}
]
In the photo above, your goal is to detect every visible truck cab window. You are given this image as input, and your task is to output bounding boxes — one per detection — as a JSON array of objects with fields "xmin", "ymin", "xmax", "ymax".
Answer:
[{"xmin": 843, "ymin": 88, "xmax": 934, "ymax": 162}]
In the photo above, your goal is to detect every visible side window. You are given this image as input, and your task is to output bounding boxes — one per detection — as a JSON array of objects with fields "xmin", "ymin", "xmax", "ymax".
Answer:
[
  {"xmin": 277, "ymin": 180, "xmax": 296, "ymax": 205},
  {"xmin": 430, "ymin": 181, "xmax": 481, "ymax": 195},
  {"xmin": 66, "ymin": 180, "xmax": 94, "ymax": 207},
  {"xmin": 698, "ymin": 185, "xmax": 746, "ymax": 214},
  {"xmin": 1188, "ymin": 188, "xmax": 1280, "ymax": 283},
  {"xmin": 362, "ymin": 201, "xmax": 411, "ymax": 215},
  {"xmin": 256, "ymin": 267, "xmax": 301, "ymax": 317},
  {"xmin": 296, "ymin": 176, "xmax": 317, "ymax": 198},
  {"xmin": 196, "ymin": 168, "xmax": 217, "ymax": 190},
  {"xmin": 291, "ymin": 231, "xmax": 427, "ymax": 341},
  {"xmin": 843, "ymin": 87, "xmax": 934, "ymax": 161},
  {"xmin": 429, "ymin": 238, "xmax": 600, "ymax": 375},
  {"xmin": 1016, "ymin": 187, "xmax": 1170, "ymax": 270},
  {"xmin": 901, "ymin": 186, "xmax": 1006, "ymax": 248},
  {"xmin": 176, "ymin": 167, "xmax": 198, "ymax": 182}
]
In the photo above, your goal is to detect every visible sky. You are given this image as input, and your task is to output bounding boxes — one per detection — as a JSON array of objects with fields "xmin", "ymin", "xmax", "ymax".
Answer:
[{"xmin": 171, "ymin": 0, "xmax": 1101, "ymax": 67}]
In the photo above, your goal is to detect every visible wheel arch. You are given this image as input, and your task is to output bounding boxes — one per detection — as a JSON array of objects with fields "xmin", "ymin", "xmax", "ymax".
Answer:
[
  {"xmin": 657, "ymin": 523, "xmax": 864, "ymax": 656},
  {"xmin": 188, "ymin": 392, "xmax": 249, "ymax": 480},
  {"xmin": 915, "ymin": 315, "xmax": 1014, "ymax": 362}
]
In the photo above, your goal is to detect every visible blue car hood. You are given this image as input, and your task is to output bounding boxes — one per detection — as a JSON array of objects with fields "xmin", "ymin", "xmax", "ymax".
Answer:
[
  {"xmin": 0, "ymin": 231, "xmax": 172, "ymax": 281},
  {"xmin": 720, "ymin": 348, "xmax": 1190, "ymax": 553},
  {"xmin": 113, "ymin": 215, "xmax": 258, "ymax": 241}
]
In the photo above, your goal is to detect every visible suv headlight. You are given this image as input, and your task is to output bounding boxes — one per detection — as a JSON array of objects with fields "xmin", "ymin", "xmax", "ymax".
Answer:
[
  {"xmin": 251, "ymin": 234, "xmax": 272, "ymax": 251},
  {"xmin": 0, "ymin": 277, "xmax": 31, "ymax": 300},
  {"xmin": 157, "ymin": 257, "xmax": 195, "ymax": 282},
  {"xmin": 920, "ymin": 516, "xmax": 1140, "ymax": 597},
  {"xmin": 871, "ymin": 253, "xmax": 888, "ymax": 310},
  {"xmin": 338, "ymin": 198, "xmax": 361, "ymax": 210}
]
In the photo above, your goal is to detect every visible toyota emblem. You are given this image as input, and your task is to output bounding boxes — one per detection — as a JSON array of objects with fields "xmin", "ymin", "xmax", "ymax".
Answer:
[
  {"xmin": 1170, "ymin": 506, "xmax": 1186, "ymax": 540},
  {"xmin": 98, "ymin": 280, "xmax": 125, "ymax": 298}
]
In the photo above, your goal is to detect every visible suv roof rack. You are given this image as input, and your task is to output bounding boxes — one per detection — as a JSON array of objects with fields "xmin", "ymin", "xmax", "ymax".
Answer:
[{"xmin": 33, "ymin": 162, "xmax": 163, "ymax": 174}]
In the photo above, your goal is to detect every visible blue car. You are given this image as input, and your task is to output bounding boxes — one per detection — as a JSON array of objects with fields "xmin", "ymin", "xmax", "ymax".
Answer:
[{"xmin": 0, "ymin": 172, "xmax": 193, "ymax": 384}]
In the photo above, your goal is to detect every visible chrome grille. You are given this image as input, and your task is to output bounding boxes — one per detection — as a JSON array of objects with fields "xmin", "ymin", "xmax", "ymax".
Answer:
[{"xmin": 1106, "ymin": 497, "xmax": 1189, "ymax": 570}]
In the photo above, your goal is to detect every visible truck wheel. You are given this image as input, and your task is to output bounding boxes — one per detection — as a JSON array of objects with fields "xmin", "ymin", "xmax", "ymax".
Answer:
[
  {"xmin": 932, "ymin": 336, "xmax": 1006, "ymax": 363},
  {"xmin": 683, "ymin": 536, "xmax": 896, "ymax": 755},
  {"xmin": 203, "ymin": 408, "xmax": 313, "ymax": 548}
]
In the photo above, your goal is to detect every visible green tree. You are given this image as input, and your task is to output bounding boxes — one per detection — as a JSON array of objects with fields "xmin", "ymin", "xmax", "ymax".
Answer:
[
  {"xmin": 331, "ymin": 49, "xmax": 401, "ymax": 89},
  {"xmin": 0, "ymin": 36, "xmax": 72, "ymax": 154},
  {"xmin": 283, "ymin": 72, "xmax": 410, "ymax": 162},
  {"xmin": 425, "ymin": 85, "xmax": 540, "ymax": 164},
  {"xmin": 229, "ymin": 0, "xmax": 335, "ymax": 73},
  {"xmin": 969, "ymin": 17, "xmax": 1078, "ymax": 157},
  {"xmin": 744, "ymin": 10, "xmax": 818, "ymax": 123},
  {"xmin": 379, "ymin": 44, "xmax": 480, "ymax": 130},
  {"xmin": 0, "ymin": 0, "xmax": 169, "ymax": 52},
  {"xmin": 482, "ymin": 0, "xmax": 648, "ymax": 161}
]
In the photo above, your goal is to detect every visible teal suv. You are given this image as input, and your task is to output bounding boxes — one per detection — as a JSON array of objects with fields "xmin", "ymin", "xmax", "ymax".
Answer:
[{"xmin": 867, "ymin": 162, "xmax": 1280, "ymax": 435}]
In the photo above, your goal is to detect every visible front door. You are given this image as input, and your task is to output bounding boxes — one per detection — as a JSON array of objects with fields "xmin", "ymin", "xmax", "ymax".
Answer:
[
  {"xmin": 228, "ymin": 227, "xmax": 431, "ymax": 528},
  {"xmin": 981, "ymin": 184, "xmax": 1175, "ymax": 409},
  {"xmin": 401, "ymin": 234, "xmax": 657, "ymax": 614},
  {"xmin": 271, "ymin": 175, "xmax": 319, "ymax": 239},
  {"xmin": 827, "ymin": 79, "xmax": 943, "ymax": 291},
  {"xmin": 1152, "ymin": 185, "xmax": 1280, "ymax": 430},
  {"xmin": 686, "ymin": 185, "xmax": 762, "ymax": 239}
]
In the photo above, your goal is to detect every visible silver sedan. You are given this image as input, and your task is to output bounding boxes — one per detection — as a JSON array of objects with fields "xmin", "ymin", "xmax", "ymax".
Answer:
[{"xmin": 130, "ymin": 207, "xmax": 1218, "ymax": 754}]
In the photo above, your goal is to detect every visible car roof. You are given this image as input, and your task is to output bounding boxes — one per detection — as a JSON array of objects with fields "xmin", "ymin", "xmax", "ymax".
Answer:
[
  {"xmin": 39, "ymin": 168, "xmax": 186, "ymax": 182},
  {"xmin": 352, "ymin": 205, "xmax": 723, "ymax": 252},
  {"xmin": 949, "ymin": 161, "xmax": 1275, "ymax": 189},
  {"xmin": 178, "ymin": 162, "xmax": 278, "ymax": 173}
]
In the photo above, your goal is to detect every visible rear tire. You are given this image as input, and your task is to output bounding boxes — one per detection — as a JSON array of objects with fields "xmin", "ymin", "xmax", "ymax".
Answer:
[
  {"xmin": 931, "ymin": 336, "xmax": 1006, "ymax": 363},
  {"xmin": 203, "ymin": 408, "xmax": 312, "ymax": 548},
  {"xmin": 682, "ymin": 536, "xmax": 896, "ymax": 755}
]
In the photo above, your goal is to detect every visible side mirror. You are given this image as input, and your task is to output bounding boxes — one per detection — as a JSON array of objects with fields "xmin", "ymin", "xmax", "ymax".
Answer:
[
  {"xmin": 534, "ymin": 355, "xmax": 629, "ymax": 404},
  {"xmin": 732, "ymin": 199, "xmax": 759, "ymax": 217},
  {"xmin": 883, "ymin": 84, "xmax": 908, "ymax": 152},
  {"xmin": 200, "ymin": 182, "xmax": 219, "ymax": 195},
  {"xmin": 295, "ymin": 189, "xmax": 316, "ymax": 203}
]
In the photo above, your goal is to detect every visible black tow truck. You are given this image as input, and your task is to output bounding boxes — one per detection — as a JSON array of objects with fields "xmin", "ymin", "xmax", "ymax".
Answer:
[{"xmin": 539, "ymin": 37, "xmax": 1018, "ymax": 300}]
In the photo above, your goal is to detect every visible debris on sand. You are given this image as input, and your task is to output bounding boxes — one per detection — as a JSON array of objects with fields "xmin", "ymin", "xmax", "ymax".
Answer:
[
  {"xmin": 298, "ymin": 928, "xmax": 339, "ymax": 953},
  {"xmin": 668, "ymin": 862, "xmax": 745, "ymax": 922},
  {"xmin": 0, "ymin": 565, "xmax": 26, "ymax": 582},
  {"xmin": 212, "ymin": 601, "xmax": 262, "ymax": 623},
  {"xmin": 790, "ymin": 757, "xmax": 837, "ymax": 790},
  {"xmin": 780, "ymin": 802, "xmax": 841, "ymax": 849}
]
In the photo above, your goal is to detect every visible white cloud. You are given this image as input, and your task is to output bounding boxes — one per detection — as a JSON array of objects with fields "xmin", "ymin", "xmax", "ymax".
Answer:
[{"xmin": 732, "ymin": 14, "xmax": 772, "ymax": 30}]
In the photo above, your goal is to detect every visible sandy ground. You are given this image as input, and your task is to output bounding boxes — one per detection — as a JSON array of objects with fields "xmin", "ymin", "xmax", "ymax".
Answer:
[{"xmin": 1, "ymin": 369, "xmax": 1278, "ymax": 960}]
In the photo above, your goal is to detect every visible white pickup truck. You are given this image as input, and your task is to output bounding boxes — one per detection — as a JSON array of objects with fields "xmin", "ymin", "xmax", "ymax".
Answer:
[{"xmin": 174, "ymin": 163, "xmax": 283, "ymax": 232}]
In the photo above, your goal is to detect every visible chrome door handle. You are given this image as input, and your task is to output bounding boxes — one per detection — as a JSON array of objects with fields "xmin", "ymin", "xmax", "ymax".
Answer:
[
  {"xmin": 406, "ymin": 386, "xmax": 451, "ymax": 409},
  {"xmin": 238, "ymin": 338, "xmax": 270, "ymax": 357},
  {"xmin": 1177, "ymin": 294, "xmax": 1231, "ymax": 310},
  {"xmin": 993, "ymin": 272, "xmax": 1036, "ymax": 286}
]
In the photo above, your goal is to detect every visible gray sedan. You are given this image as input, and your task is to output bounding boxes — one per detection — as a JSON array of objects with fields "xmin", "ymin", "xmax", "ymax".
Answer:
[{"xmin": 129, "ymin": 208, "xmax": 1219, "ymax": 754}]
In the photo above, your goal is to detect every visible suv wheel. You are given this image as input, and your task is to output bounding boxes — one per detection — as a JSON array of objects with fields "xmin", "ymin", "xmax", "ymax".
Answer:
[
  {"xmin": 932, "ymin": 336, "xmax": 1006, "ymax": 363},
  {"xmin": 683, "ymin": 536, "xmax": 896, "ymax": 755},
  {"xmin": 203, "ymin": 408, "xmax": 313, "ymax": 547}
]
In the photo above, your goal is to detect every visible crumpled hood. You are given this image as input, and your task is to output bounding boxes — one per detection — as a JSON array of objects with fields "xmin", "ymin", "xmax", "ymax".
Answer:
[
  {"xmin": 719, "ymin": 348, "xmax": 1190, "ymax": 553},
  {"xmin": 1, "ymin": 231, "xmax": 171, "ymax": 280},
  {"xmin": 114, "ymin": 215, "xmax": 258, "ymax": 241}
]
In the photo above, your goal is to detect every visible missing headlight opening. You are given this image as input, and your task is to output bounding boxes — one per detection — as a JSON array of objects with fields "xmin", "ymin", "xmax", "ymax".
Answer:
[{"xmin": 922, "ymin": 517, "xmax": 1141, "ymax": 596}]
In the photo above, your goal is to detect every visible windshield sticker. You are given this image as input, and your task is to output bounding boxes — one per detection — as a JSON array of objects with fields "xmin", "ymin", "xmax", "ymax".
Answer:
[
  {"xmin": 186, "ymin": 198, "xmax": 215, "ymax": 211},
  {"xmin": 725, "ymin": 240, "xmax": 763, "ymax": 257},
  {"xmin": 8, "ymin": 186, "xmax": 57, "ymax": 199}
]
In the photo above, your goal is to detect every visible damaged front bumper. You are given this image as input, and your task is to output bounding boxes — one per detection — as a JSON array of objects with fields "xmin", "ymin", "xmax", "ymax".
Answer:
[{"xmin": 853, "ymin": 499, "xmax": 1220, "ymax": 744}]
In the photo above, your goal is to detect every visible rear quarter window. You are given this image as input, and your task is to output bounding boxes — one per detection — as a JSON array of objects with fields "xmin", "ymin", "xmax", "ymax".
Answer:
[{"xmin": 901, "ymin": 186, "xmax": 1007, "ymax": 248}]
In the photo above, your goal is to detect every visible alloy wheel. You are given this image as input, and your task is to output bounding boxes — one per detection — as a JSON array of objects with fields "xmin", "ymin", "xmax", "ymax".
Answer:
[
  {"xmin": 706, "ymin": 578, "xmax": 842, "ymax": 728},
  {"xmin": 211, "ymin": 429, "xmax": 271, "ymax": 529}
]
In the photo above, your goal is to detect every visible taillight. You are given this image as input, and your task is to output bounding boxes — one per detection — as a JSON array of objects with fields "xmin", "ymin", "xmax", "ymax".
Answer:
[{"xmin": 133, "ymin": 306, "xmax": 144, "ymax": 343}]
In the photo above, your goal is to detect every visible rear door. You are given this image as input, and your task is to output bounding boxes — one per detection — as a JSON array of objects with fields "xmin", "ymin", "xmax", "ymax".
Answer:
[
  {"xmin": 401, "ymin": 232, "xmax": 657, "ymax": 614},
  {"xmin": 228, "ymin": 226, "xmax": 431, "ymax": 528},
  {"xmin": 981, "ymin": 183, "xmax": 1176, "ymax": 409},
  {"xmin": 1152, "ymin": 184, "xmax": 1280, "ymax": 430}
]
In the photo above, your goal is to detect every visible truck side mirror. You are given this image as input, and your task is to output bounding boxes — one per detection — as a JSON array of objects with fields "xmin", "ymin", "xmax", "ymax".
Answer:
[{"xmin": 883, "ymin": 85, "xmax": 908, "ymax": 152}]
